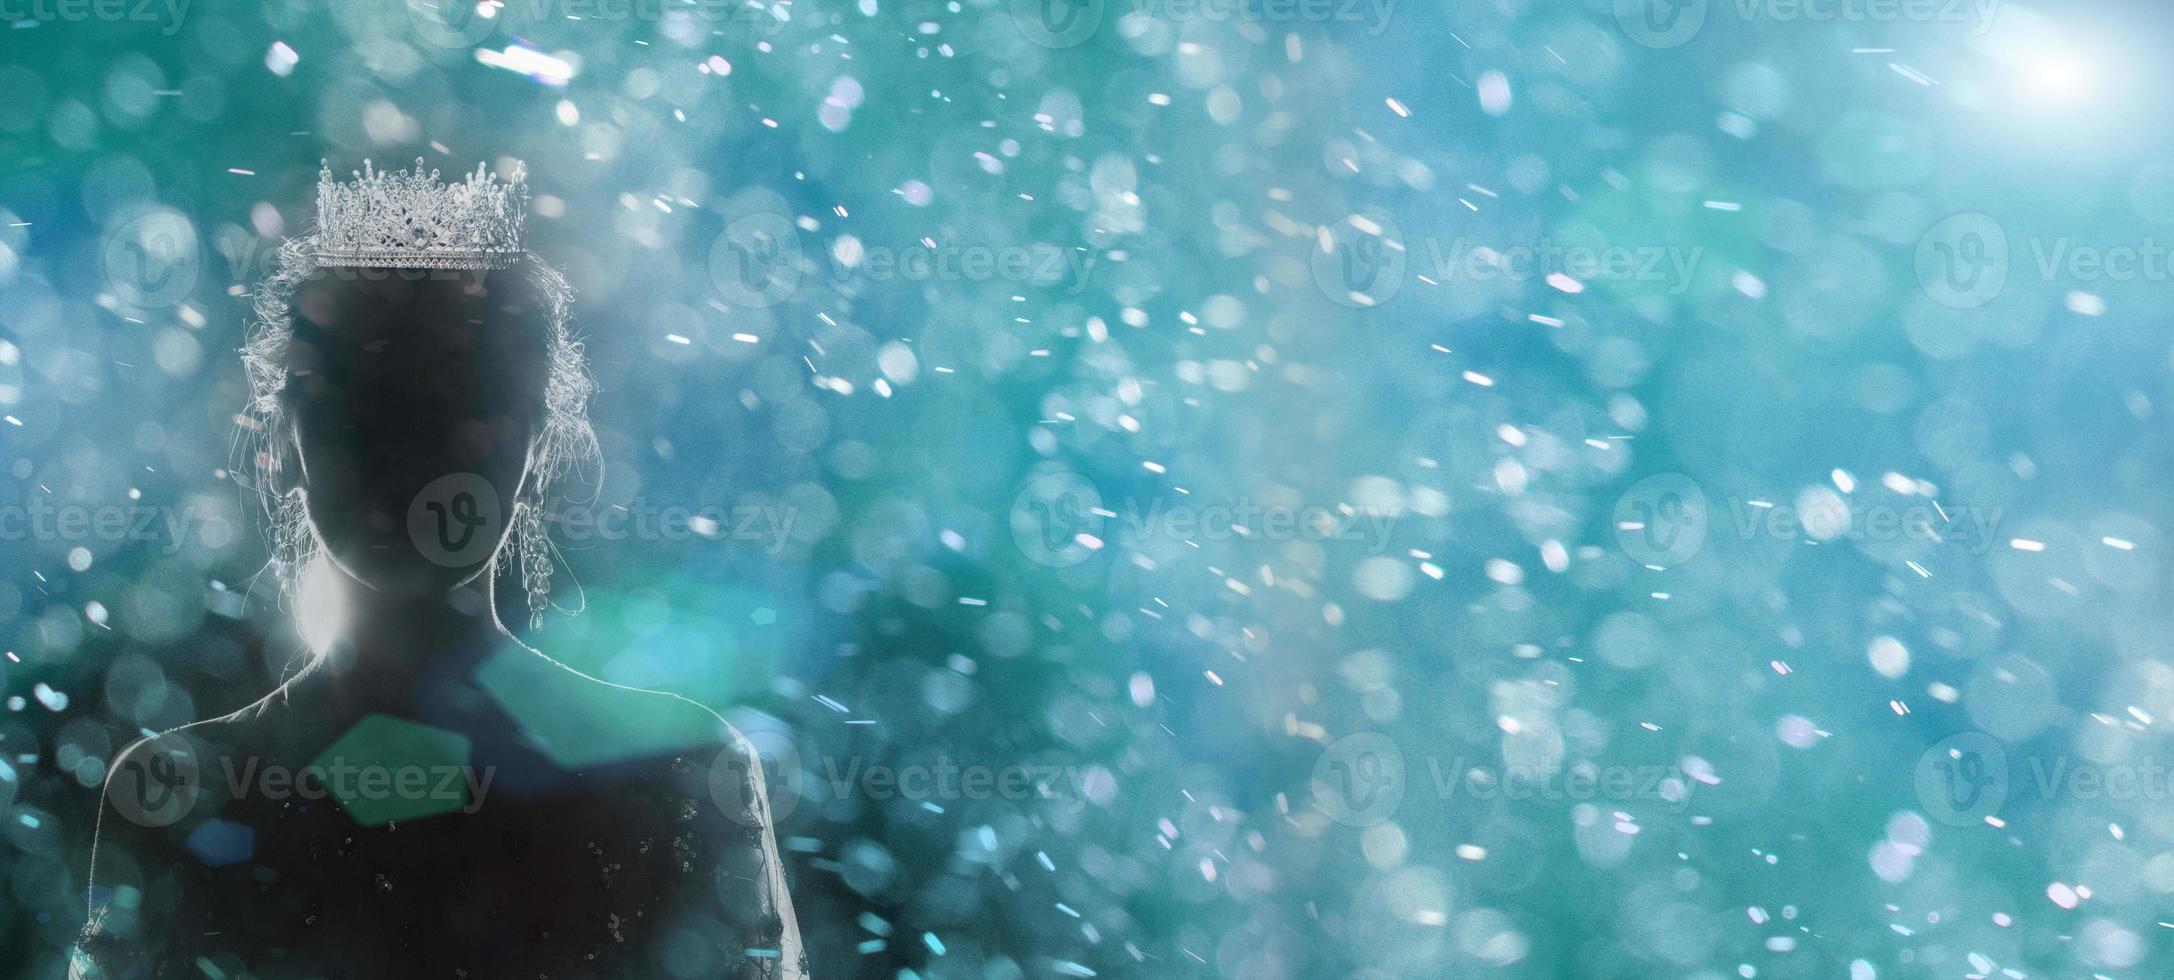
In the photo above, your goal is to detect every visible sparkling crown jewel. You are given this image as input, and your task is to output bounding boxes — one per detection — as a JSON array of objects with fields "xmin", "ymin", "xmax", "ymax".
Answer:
[{"xmin": 313, "ymin": 158, "xmax": 528, "ymax": 269}]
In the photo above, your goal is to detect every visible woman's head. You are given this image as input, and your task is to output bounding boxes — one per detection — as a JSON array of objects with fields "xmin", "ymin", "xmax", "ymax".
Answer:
[{"xmin": 243, "ymin": 237, "xmax": 598, "ymax": 622}]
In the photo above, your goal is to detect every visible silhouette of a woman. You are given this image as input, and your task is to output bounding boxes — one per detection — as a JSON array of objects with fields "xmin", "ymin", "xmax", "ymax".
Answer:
[{"xmin": 76, "ymin": 161, "xmax": 804, "ymax": 979}]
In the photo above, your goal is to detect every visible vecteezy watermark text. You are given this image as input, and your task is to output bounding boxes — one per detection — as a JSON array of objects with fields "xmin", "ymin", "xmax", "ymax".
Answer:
[
  {"xmin": 1309, "ymin": 213, "xmax": 1704, "ymax": 309},
  {"xmin": 817, "ymin": 757, "xmax": 1089, "ymax": 810},
  {"xmin": 0, "ymin": 500, "xmax": 233, "ymax": 553},
  {"xmin": 1310, "ymin": 732, "xmax": 1694, "ymax": 826},
  {"xmin": 709, "ymin": 212, "xmax": 1098, "ymax": 309},
  {"xmin": 0, "ymin": 0, "xmax": 189, "ymax": 34},
  {"xmin": 554, "ymin": 500, "xmax": 797, "ymax": 553},
  {"xmin": 1613, "ymin": 0, "xmax": 1999, "ymax": 49},
  {"xmin": 103, "ymin": 219, "xmax": 511, "ymax": 313},
  {"xmin": 1009, "ymin": 473, "xmax": 1397, "ymax": 567},
  {"xmin": 1917, "ymin": 212, "xmax": 2174, "ymax": 309},
  {"xmin": 1916, "ymin": 732, "xmax": 2174, "ymax": 826},
  {"xmin": 405, "ymin": 0, "xmax": 786, "ymax": 50},
  {"xmin": 1611, "ymin": 472, "xmax": 2003, "ymax": 569},
  {"xmin": 826, "ymin": 237, "xmax": 1097, "ymax": 295},
  {"xmin": 708, "ymin": 734, "xmax": 1094, "ymax": 824},
  {"xmin": 220, "ymin": 756, "xmax": 493, "ymax": 813},
  {"xmin": 1717, "ymin": 496, "xmax": 2002, "ymax": 554},
  {"xmin": 1007, "ymin": 0, "xmax": 1396, "ymax": 48},
  {"xmin": 106, "ymin": 734, "xmax": 494, "ymax": 828}
]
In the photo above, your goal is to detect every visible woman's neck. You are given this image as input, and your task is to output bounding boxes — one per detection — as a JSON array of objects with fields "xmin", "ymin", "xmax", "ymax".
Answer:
[{"xmin": 298, "ymin": 566, "xmax": 510, "ymax": 713}]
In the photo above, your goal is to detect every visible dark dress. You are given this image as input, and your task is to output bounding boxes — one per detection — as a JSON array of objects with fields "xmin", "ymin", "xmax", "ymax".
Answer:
[{"xmin": 74, "ymin": 645, "xmax": 803, "ymax": 979}]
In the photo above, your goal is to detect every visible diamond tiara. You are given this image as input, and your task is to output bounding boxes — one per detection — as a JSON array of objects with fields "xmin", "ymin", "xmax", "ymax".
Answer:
[{"xmin": 313, "ymin": 158, "xmax": 528, "ymax": 270}]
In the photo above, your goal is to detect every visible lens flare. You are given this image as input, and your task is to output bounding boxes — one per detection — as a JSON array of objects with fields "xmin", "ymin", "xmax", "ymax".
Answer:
[{"xmin": 294, "ymin": 554, "xmax": 347, "ymax": 657}]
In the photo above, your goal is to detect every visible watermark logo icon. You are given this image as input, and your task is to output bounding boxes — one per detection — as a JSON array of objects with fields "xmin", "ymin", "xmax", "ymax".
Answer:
[
  {"xmin": 1916, "ymin": 212, "xmax": 2008, "ymax": 309},
  {"xmin": 1009, "ymin": 0, "xmax": 1103, "ymax": 47},
  {"xmin": 108, "ymin": 732, "xmax": 202, "ymax": 828},
  {"xmin": 1311, "ymin": 732, "xmax": 1405, "ymax": 826},
  {"xmin": 1009, "ymin": 473, "xmax": 1104, "ymax": 568},
  {"xmin": 1311, "ymin": 213, "xmax": 1405, "ymax": 308},
  {"xmin": 1914, "ymin": 732, "xmax": 2007, "ymax": 826},
  {"xmin": 1612, "ymin": 473, "xmax": 1708, "ymax": 569},
  {"xmin": 103, "ymin": 209, "xmax": 200, "ymax": 308},
  {"xmin": 709, "ymin": 212, "xmax": 802, "ymax": 309},
  {"xmin": 1615, "ymin": 0, "xmax": 1708, "ymax": 48},
  {"xmin": 710, "ymin": 729, "xmax": 803, "ymax": 825},
  {"xmin": 406, "ymin": 0, "xmax": 499, "ymax": 48},
  {"xmin": 407, "ymin": 473, "xmax": 504, "ymax": 568}
]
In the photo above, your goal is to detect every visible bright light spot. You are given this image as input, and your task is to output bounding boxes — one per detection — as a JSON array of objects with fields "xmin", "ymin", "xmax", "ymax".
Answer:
[
  {"xmin": 2026, "ymin": 55, "xmax": 2091, "ymax": 101},
  {"xmin": 1476, "ymin": 70, "xmax": 1512, "ymax": 116},
  {"xmin": 474, "ymin": 44, "xmax": 574, "ymax": 87},
  {"xmin": 296, "ymin": 554, "xmax": 348, "ymax": 657}
]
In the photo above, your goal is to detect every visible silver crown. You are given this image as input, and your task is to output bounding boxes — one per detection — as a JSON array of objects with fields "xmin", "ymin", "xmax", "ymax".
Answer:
[{"xmin": 313, "ymin": 158, "xmax": 528, "ymax": 269}]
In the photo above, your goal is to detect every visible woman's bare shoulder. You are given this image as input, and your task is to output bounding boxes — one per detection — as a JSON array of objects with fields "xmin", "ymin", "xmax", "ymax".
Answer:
[{"xmin": 472, "ymin": 647, "xmax": 748, "ymax": 770}]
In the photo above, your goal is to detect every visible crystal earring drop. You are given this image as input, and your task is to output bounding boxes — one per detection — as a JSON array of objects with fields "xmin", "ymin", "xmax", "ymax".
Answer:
[{"xmin": 514, "ymin": 497, "xmax": 552, "ymax": 629}]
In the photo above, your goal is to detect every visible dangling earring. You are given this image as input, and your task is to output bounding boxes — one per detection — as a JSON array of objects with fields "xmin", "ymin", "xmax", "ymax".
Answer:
[
  {"xmin": 511, "ymin": 494, "xmax": 552, "ymax": 629},
  {"xmin": 272, "ymin": 489, "xmax": 316, "ymax": 608}
]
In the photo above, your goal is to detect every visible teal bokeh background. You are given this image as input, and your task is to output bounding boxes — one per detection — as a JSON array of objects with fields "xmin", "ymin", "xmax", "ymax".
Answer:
[{"xmin": 8, "ymin": 0, "xmax": 2174, "ymax": 976}]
